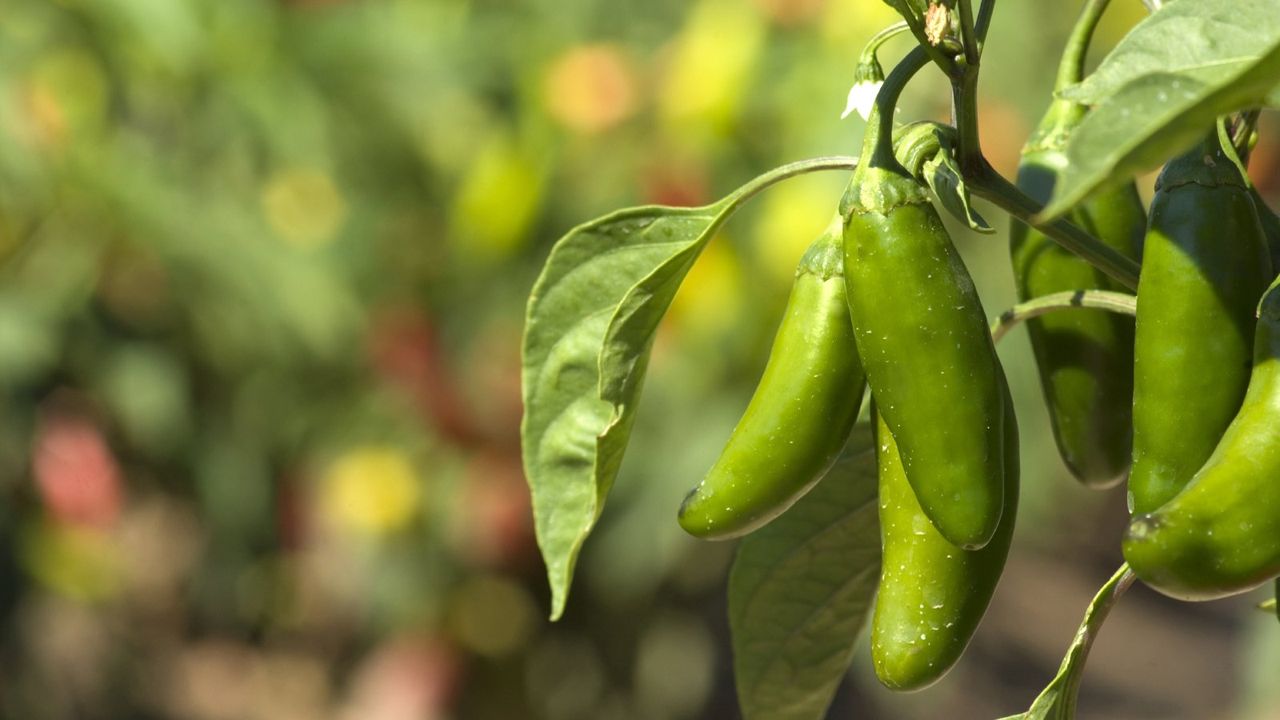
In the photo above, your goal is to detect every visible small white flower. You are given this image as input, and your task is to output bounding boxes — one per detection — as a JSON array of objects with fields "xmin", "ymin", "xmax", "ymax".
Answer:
[{"xmin": 842, "ymin": 80, "xmax": 882, "ymax": 121}]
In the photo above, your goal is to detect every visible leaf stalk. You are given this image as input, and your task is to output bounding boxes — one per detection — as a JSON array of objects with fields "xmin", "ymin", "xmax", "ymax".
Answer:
[
  {"xmin": 968, "ymin": 164, "xmax": 1141, "ymax": 289},
  {"xmin": 990, "ymin": 290, "xmax": 1135, "ymax": 343}
]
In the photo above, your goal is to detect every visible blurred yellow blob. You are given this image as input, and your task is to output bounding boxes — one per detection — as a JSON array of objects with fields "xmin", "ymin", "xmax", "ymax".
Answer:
[
  {"xmin": 659, "ymin": 0, "xmax": 765, "ymax": 131},
  {"xmin": 667, "ymin": 238, "xmax": 744, "ymax": 339},
  {"xmin": 452, "ymin": 133, "xmax": 544, "ymax": 260},
  {"xmin": 544, "ymin": 44, "xmax": 638, "ymax": 134},
  {"xmin": 261, "ymin": 168, "xmax": 348, "ymax": 249},
  {"xmin": 21, "ymin": 521, "xmax": 119, "ymax": 602},
  {"xmin": 321, "ymin": 447, "xmax": 421, "ymax": 535},
  {"xmin": 753, "ymin": 177, "xmax": 838, "ymax": 285},
  {"xmin": 821, "ymin": 0, "xmax": 902, "ymax": 45},
  {"xmin": 25, "ymin": 48, "xmax": 108, "ymax": 149},
  {"xmin": 448, "ymin": 574, "xmax": 537, "ymax": 658}
]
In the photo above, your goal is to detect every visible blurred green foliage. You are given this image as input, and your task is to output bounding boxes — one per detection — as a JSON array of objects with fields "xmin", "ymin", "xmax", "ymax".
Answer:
[{"xmin": 0, "ymin": 0, "xmax": 1274, "ymax": 718}]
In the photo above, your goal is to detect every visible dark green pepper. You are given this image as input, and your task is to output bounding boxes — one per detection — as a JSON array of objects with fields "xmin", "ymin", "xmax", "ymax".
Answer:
[
  {"xmin": 842, "ymin": 165, "xmax": 1007, "ymax": 549},
  {"xmin": 1010, "ymin": 100, "xmax": 1144, "ymax": 488},
  {"xmin": 1128, "ymin": 126, "xmax": 1273, "ymax": 514},
  {"xmin": 870, "ymin": 378, "xmax": 1018, "ymax": 691},
  {"xmin": 1124, "ymin": 276, "xmax": 1280, "ymax": 600},
  {"xmin": 678, "ymin": 216, "xmax": 866, "ymax": 540}
]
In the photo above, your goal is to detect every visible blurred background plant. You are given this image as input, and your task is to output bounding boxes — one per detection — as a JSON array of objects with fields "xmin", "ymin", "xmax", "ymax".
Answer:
[{"xmin": 0, "ymin": 1, "xmax": 1276, "ymax": 718}]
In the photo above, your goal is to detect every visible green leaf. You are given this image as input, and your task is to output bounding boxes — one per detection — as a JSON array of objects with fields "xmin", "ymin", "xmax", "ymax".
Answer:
[
  {"xmin": 1041, "ymin": 0, "xmax": 1280, "ymax": 218},
  {"xmin": 521, "ymin": 157, "xmax": 858, "ymax": 620},
  {"xmin": 1060, "ymin": 0, "xmax": 1280, "ymax": 106},
  {"xmin": 923, "ymin": 149, "xmax": 992, "ymax": 233},
  {"xmin": 522, "ymin": 202, "xmax": 726, "ymax": 620},
  {"xmin": 999, "ymin": 565, "xmax": 1135, "ymax": 720},
  {"xmin": 729, "ymin": 425, "xmax": 881, "ymax": 720}
]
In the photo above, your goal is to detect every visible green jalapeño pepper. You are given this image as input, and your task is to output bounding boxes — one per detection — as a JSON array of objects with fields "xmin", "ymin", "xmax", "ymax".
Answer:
[
  {"xmin": 1128, "ymin": 125, "xmax": 1273, "ymax": 515},
  {"xmin": 871, "ymin": 379, "xmax": 1018, "ymax": 691},
  {"xmin": 678, "ymin": 215, "xmax": 866, "ymax": 540},
  {"xmin": 842, "ymin": 164, "xmax": 1007, "ymax": 550},
  {"xmin": 1011, "ymin": 98, "xmax": 1144, "ymax": 488},
  {"xmin": 1124, "ymin": 276, "xmax": 1280, "ymax": 600}
]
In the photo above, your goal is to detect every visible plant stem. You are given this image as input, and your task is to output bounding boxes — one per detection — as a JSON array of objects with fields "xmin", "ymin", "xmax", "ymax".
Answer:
[
  {"xmin": 969, "ymin": 163, "xmax": 1141, "ymax": 289},
  {"xmin": 990, "ymin": 290, "xmax": 1135, "ymax": 343},
  {"xmin": 723, "ymin": 156, "xmax": 860, "ymax": 216},
  {"xmin": 1057, "ymin": 0, "xmax": 1112, "ymax": 91},
  {"xmin": 1004, "ymin": 564, "xmax": 1136, "ymax": 718},
  {"xmin": 862, "ymin": 20, "xmax": 912, "ymax": 63},
  {"xmin": 1229, "ymin": 109, "xmax": 1262, "ymax": 165},
  {"xmin": 1055, "ymin": 565, "xmax": 1136, "ymax": 717},
  {"xmin": 948, "ymin": 0, "xmax": 995, "ymax": 171},
  {"xmin": 883, "ymin": 0, "xmax": 959, "ymax": 77},
  {"xmin": 949, "ymin": 0, "xmax": 992, "ymax": 172},
  {"xmin": 864, "ymin": 47, "xmax": 933, "ymax": 172},
  {"xmin": 974, "ymin": 0, "xmax": 996, "ymax": 43},
  {"xmin": 1028, "ymin": 0, "xmax": 1113, "ymax": 137},
  {"xmin": 882, "ymin": 46, "xmax": 933, "ymax": 117},
  {"xmin": 957, "ymin": 0, "xmax": 980, "ymax": 65},
  {"xmin": 951, "ymin": 64, "xmax": 984, "ymax": 174}
]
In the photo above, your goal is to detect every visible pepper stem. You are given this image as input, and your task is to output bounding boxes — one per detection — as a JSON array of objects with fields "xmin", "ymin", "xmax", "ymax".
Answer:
[
  {"xmin": 722, "ymin": 156, "xmax": 860, "ymax": 218},
  {"xmin": 1057, "ymin": 0, "xmax": 1112, "ymax": 91},
  {"xmin": 860, "ymin": 20, "xmax": 912, "ymax": 66},
  {"xmin": 990, "ymin": 290, "xmax": 1136, "ymax": 343},
  {"xmin": 859, "ymin": 46, "xmax": 932, "ymax": 176},
  {"xmin": 969, "ymin": 164, "xmax": 1141, "ymax": 289}
]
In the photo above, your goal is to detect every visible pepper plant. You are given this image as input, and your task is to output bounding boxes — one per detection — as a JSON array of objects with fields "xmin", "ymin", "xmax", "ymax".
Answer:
[{"xmin": 521, "ymin": 0, "xmax": 1280, "ymax": 717}]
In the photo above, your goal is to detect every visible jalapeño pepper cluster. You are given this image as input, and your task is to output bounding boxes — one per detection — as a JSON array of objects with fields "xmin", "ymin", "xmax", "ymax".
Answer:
[
  {"xmin": 522, "ymin": 1, "xmax": 1280, "ymax": 717},
  {"xmin": 1122, "ymin": 125, "xmax": 1280, "ymax": 600},
  {"xmin": 677, "ymin": 41, "xmax": 1280, "ymax": 702},
  {"xmin": 680, "ymin": 54, "xmax": 1020, "ymax": 687}
]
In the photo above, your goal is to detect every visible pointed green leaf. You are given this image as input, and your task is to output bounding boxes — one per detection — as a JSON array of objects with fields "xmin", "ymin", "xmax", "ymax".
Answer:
[
  {"xmin": 1060, "ymin": 0, "xmax": 1280, "ymax": 107},
  {"xmin": 923, "ymin": 150, "xmax": 993, "ymax": 234},
  {"xmin": 893, "ymin": 122, "xmax": 992, "ymax": 233},
  {"xmin": 522, "ymin": 203, "xmax": 726, "ymax": 620},
  {"xmin": 999, "ymin": 566, "xmax": 1135, "ymax": 720},
  {"xmin": 1041, "ymin": 0, "xmax": 1280, "ymax": 218},
  {"xmin": 521, "ymin": 156, "xmax": 859, "ymax": 620},
  {"xmin": 729, "ymin": 426, "xmax": 881, "ymax": 720}
]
